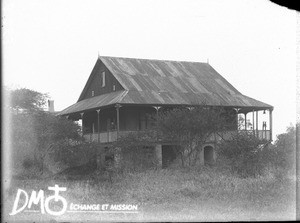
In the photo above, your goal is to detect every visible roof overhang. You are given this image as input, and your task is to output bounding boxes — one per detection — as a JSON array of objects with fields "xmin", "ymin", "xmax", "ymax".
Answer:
[{"xmin": 58, "ymin": 90, "xmax": 273, "ymax": 117}]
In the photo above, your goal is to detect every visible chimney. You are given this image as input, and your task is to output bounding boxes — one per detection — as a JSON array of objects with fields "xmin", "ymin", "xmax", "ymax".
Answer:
[{"xmin": 48, "ymin": 100, "xmax": 55, "ymax": 112}]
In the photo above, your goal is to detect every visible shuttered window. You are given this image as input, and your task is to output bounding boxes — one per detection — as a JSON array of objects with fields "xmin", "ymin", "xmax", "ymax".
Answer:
[{"xmin": 101, "ymin": 71, "xmax": 106, "ymax": 87}]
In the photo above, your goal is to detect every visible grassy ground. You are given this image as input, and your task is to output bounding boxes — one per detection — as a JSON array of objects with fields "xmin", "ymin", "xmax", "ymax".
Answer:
[{"xmin": 3, "ymin": 167, "xmax": 296, "ymax": 222}]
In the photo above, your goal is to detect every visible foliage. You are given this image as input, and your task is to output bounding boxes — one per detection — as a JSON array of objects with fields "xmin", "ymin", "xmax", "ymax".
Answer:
[
  {"xmin": 9, "ymin": 87, "xmax": 49, "ymax": 112},
  {"xmin": 112, "ymin": 106, "xmax": 232, "ymax": 168},
  {"xmin": 269, "ymin": 124, "xmax": 297, "ymax": 178},
  {"xmin": 11, "ymin": 111, "xmax": 83, "ymax": 175},
  {"xmin": 5, "ymin": 168, "xmax": 295, "ymax": 221},
  {"xmin": 155, "ymin": 106, "xmax": 229, "ymax": 166},
  {"xmin": 217, "ymin": 132, "xmax": 269, "ymax": 177},
  {"xmin": 9, "ymin": 87, "xmax": 83, "ymax": 177},
  {"xmin": 112, "ymin": 132, "xmax": 157, "ymax": 171},
  {"xmin": 50, "ymin": 141, "xmax": 98, "ymax": 169}
]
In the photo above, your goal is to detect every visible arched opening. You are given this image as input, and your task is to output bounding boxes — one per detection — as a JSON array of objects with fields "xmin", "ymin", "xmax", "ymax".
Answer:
[
  {"xmin": 162, "ymin": 145, "xmax": 177, "ymax": 168},
  {"xmin": 204, "ymin": 146, "xmax": 214, "ymax": 165}
]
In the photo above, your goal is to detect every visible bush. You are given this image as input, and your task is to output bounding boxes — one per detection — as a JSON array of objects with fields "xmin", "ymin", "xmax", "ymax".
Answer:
[
  {"xmin": 268, "ymin": 124, "xmax": 297, "ymax": 179},
  {"xmin": 112, "ymin": 132, "xmax": 157, "ymax": 171},
  {"xmin": 49, "ymin": 141, "xmax": 98, "ymax": 169},
  {"xmin": 10, "ymin": 112, "xmax": 83, "ymax": 176},
  {"xmin": 217, "ymin": 132, "xmax": 269, "ymax": 177}
]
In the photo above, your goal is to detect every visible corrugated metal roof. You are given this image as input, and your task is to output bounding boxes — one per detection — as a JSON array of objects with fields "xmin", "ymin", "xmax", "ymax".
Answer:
[
  {"xmin": 100, "ymin": 57, "xmax": 245, "ymax": 96},
  {"xmin": 59, "ymin": 56, "xmax": 272, "ymax": 115},
  {"xmin": 59, "ymin": 90, "xmax": 127, "ymax": 115}
]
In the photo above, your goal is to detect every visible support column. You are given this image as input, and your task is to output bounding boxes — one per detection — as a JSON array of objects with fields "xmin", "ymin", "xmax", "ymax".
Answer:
[
  {"xmin": 233, "ymin": 108, "xmax": 240, "ymax": 130},
  {"xmin": 256, "ymin": 111, "xmax": 259, "ymax": 137},
  {"xmin": 153, "ymin": 106, "xmax": 161, "ymax": 119},
  {"xmin": 244, "ymin": 113, "xmax": 247, "ymax": 130},
  {"xmin": 155, "ymin": 144, "xmax": 162, "ymax": 168},
  {"xmin": 80, "ymin": 112, "xmax": 84, "ymax": 136},
  {"xmin": 91, "ymin": 123, "xmax": 94, "ymax": 141},
  {"xmin": 153, "ymin": 106, "xmax": 161, "ymax": 141},
  {"xmin": 115, "ymin": 104, "xmax": 122, "ymax": 139},
  {"xmin": 96, "ymin": 109, "xmax": 100, "ymax": 143},
  {"xmin": 252, "ymin": 110, "xmax": 255, "ymax": 135},
  {"xmin": 269, "ymin": 108, "xmax": 273, "ymax": 141}
]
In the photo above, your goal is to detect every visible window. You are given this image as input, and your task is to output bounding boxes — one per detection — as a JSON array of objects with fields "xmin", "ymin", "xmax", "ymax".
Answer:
[
  {"xmin": 101, "ymin": 71, "xmax": 106, "ymax": 87},
  {"xmin": 91, "ymin": 91, "xmax": 95, "ymax": 97}
]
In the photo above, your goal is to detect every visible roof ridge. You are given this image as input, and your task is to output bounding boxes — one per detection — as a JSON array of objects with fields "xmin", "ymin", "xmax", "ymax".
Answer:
[{"xmin": 99, "ymin": 55, "xmax": 208, "ymax": 64}]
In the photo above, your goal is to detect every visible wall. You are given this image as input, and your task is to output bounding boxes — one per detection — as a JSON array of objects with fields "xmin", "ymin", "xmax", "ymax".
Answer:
[{"xmin": 79, "ymin": 60, "xmax": 123, "ymax": 101}]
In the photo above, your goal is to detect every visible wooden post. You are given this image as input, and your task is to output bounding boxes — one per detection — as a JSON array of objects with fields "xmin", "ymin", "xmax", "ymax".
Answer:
[
  {"xmin": 252, "ymin": 110, "xmax": 255, "ymax": 135},
  {"xmin": 155, "ymin": 144, "xmax": 162, "ymax": 168},
  {"xmin": 115, "ymin": 104, "xmax": 122, "ymax": 139},
  {"xmin": 153, "ymin": 106, "xmax": 161, "ymax": 142},
  {"xmin": 91, "ymin": 123, "xmax": 94, "ymax": 141},
  {"xmin": 153, "ymin": 106, "xmax": 161, "ymax": 118},
  {"xmin": 96, "ymin": 109, "xmax": 100, "ymax": 143},
  {"xmin": 80, "ymin": 112, "xmax": 84, "ymax": 136},
  {"xmin": 269, "ymin": 108, "xmax": 273, "ymax": 141},
  {"xmin": 244, "ymin": 113, "xmax": 247, "ymax": 130},
  {"xmin": 233, "ymin": 108, "xmax": 240, "ymax": 130},
  {"xmin": 256, "ymin": 111, "xmax": 258, "ymax": 137}
]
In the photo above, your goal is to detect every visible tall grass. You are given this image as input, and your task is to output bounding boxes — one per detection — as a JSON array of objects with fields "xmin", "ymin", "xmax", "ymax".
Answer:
[{"xmin": 4, "ymin": 167, "xmax": 295, "ymax": 221}]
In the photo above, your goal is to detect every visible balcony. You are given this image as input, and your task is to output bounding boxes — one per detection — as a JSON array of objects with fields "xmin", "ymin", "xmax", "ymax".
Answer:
[
  {"xmin": 83, "ymin": 129, "xmax": 271, "ymax": 144},
  {"xmin": 213, "ymin": 130, "xmax": 271, "ymax": 142}
]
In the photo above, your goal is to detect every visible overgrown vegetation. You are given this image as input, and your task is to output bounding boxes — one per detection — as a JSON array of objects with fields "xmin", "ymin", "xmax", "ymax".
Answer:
[
  {"xmin": 268, "ymin": 124, "xmax": 297, "ymax": 179},
  {"xmin": 5, "ymin": 167, "xmax": 295, "ymax": 221},
  {"xmin": 9, "ymin": 87, "xmax": 50, "ymax": 112},
  {"xmin": 155, "ymin": 106, "xmax": 232, "ymax": 167},
  {"xmin": 8, "ymin": 87, "xmax": 96, "ymax": 178},
  {"xmin": 114, "ymin": 106, "xmax": 296, "ymax": 179},
  {"xmin": 112, "ymin": 132, "xmax": 158, "ymax": 171},
  {"xmin": 113, "ymin": 106, "xmax": 235, "ymax": 168},
  {"xmin": 218, "ymin": 124, "xmax": 296, "ymax": 179},
  {"xmin": 217, "ymin": 132, "xmax": 269, "ymax": 177}
]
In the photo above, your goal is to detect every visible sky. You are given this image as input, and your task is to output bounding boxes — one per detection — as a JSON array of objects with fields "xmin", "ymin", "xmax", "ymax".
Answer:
[{"xmin": 2, "ymin": 0, "xmax": 298, "ymax": 138}]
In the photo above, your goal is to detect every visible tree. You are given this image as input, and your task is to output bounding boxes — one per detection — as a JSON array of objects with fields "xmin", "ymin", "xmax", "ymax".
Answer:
[
  {"xmin": 9, "ymin": 87, "xmax": 49, "ymax": 112},
  {"xmin": 270, "ymin": 124, "xmax": 297, "ymax": 178},
  {"xmin": 154, "ymin": 106, "xmax": 229, "ymax": 167},
  {"xmin": 8, "ymin": 87, "xmax": 83, "ymax": 177},
  {"xmin": 217, "ymin": 131, "xmax": 269, "ymax": 177}
]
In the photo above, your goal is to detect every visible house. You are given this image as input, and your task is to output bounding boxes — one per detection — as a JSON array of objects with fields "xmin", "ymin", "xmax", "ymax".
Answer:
[{"xmin": 59, "ymin": 56, "xmax": 273, "ymax": 168}]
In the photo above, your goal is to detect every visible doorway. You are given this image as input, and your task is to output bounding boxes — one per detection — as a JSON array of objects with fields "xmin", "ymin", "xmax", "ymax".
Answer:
[
  {"xmin": 162, "ymin": 145, "xmax": 177, "ymax": 168},
  {"xmin": 204, "ymin": 146, "xmax": 214, "ymax": 165}
]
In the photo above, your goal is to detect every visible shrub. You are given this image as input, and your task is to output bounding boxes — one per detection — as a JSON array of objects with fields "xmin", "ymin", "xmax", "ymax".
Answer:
[
  {"xmin": 155, "ymin": 106, "xmax": 230, "ymax": 167},
  {"xmin": 10, "ymin": 111, "xmax": 83, "ymax": 177},
  {"xmin": 112, "ymin": 132, "xmax": 157, "ymax": 171},
  {"xmin": 8, "ymin": 87, "xmax": 84, "ymax": 177},
  {"xmin": 217, "ymin": 132, "xmax": 269, "ymax": 177},
  {"xmin": 49, "ymin": 141, "xmax": 98, "ymax": 169},
  {"xmin": 267, "ymin": 124, "xmax": 297, "ymax": 179}
]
